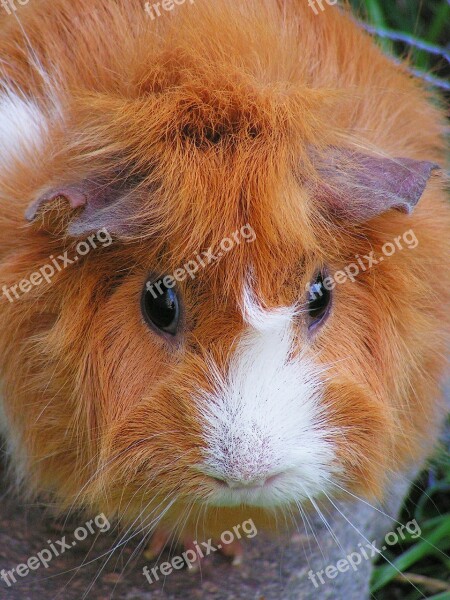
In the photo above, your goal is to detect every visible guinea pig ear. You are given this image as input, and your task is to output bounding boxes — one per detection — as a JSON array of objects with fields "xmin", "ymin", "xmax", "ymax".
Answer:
[
  {"xmin": 25, "ymin": 177, "xmax": 142, "ymax": 237},
  {"xmin": 313, "ymin": 148, "xmax": 440, "ymax": 222}
]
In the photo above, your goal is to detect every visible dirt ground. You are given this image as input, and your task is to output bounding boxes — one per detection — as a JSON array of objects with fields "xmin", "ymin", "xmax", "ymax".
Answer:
[{"xmin": 0, "ymin": 460, "xmax": 413, "ymax": 600}]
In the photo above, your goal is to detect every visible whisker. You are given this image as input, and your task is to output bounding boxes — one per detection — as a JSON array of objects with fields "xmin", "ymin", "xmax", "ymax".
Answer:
[
  {"xmin": 302, "ymin": 487, "xmax": 347, "ymax": 556},
  {"xmin": 324, "ymin": 477, "xmax": 450, "ymax": 560},
  {"xmin": 323, "ymin": 491, "xmax": 428, "ymax": 599}
]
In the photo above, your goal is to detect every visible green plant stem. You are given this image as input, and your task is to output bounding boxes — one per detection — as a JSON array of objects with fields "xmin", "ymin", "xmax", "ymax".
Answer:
[{"xmin": 371, "ymin": 519, "xmax": 450, "ymax": 592}]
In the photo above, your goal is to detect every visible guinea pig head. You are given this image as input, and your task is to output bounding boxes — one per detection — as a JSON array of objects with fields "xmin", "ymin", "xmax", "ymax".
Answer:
[{"xmin": 10, "ymin": 132, "xmax": 446, "ymax": 536}]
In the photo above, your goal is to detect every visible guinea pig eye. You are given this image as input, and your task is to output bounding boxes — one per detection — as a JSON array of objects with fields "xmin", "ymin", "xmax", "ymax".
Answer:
[
  {"xmin": 307, "ymin": 271, "xmax": 331, "ymax": 328},
  {"xmin": 141, "ymin": 279, "xmax": 180, "ymax": 336}
]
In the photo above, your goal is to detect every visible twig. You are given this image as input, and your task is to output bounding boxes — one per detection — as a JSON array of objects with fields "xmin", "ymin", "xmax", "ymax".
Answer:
[
  {"xmin": 360, "ymin": 23, "xmax": 450, "ymax": 63},
  {"xmin": 394, "ymin": 572, "xmax": 450, "ymax": 593}
]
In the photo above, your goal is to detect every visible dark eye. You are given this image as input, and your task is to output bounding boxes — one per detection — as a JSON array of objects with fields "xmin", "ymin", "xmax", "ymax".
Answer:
[
  {"xmin": 307, "ymin": 271, "xmax": 331, "ymax": 328},
  {"xmin": 141, "ymin": 278, "xmax": 180, "ymax": 336}
]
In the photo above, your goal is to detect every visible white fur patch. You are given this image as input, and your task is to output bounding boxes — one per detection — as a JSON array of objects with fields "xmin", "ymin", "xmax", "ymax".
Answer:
[
  {"xmin": 0, "ymin": 90, "xmax": 48, "ymax": 170},
  {"xmin": 197, "ymin": 289, "xmax": 340, "ymax": 508}
]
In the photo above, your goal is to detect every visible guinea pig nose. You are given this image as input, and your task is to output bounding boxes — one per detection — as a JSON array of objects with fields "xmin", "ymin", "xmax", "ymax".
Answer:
[
  {"xmin": 211, "ymin": 474, "xmax": 269, "ymax": 489},
  {"xmin": 226, "ymin": 476, "xmax": 267, "ymax": 489}
]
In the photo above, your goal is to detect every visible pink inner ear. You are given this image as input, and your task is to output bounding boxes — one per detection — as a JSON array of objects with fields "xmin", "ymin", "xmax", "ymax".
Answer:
[
  {"xmin": 314, "ymin": 149, "xmax": 440, "ymax": 222},
  {"xmin": 25, "ymin": 178, "xmax": 144, "ymax": 237},
  {"xmin": 25, "ymin": 186, "xmax": 88, "ymax": 222}
]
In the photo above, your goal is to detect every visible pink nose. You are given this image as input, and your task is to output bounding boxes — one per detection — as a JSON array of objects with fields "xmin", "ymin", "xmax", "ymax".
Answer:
[
  {"xmin": 210, "ymin": 470, "xmax": 282, "ymax": 490},
  {"xmin": 221, "ymin": 475, "xmax": 267, "ymax": 489}
]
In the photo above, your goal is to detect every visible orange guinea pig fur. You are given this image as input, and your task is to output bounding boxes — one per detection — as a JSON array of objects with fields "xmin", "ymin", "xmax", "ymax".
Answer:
[{"xmin": 0, "ymin": 0, "xmax": 448, "ymax": 545}]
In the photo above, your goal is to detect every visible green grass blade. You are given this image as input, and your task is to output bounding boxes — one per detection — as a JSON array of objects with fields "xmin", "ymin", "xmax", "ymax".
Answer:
[{"xmin": 371, "ymin": 519, "xmax": 450, "ymax": 592}]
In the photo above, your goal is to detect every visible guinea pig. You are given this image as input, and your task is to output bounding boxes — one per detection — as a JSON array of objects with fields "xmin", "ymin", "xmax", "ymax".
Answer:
[{"xmin": 0, "ymin": 0, "xmax": 449, "ymax": 557}]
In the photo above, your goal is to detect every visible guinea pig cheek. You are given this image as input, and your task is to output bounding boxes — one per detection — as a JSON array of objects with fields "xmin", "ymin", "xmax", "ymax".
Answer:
[
  {"xmin": 91, "ymin": 275, "xmax": 180, "ymax": 424},
  {"xmin": 91, "ymin": 359, "xmax": 210, "ymax": 514},
  {"xmin": 321, "ymin": 380, "xmax": 394, "ymax": 500}
]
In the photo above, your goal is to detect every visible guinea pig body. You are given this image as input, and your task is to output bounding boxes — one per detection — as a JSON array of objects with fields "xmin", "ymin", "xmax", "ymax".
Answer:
[{"xmin": 0, "ymin": 0, "xmax": 449, "ymax": 542}]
